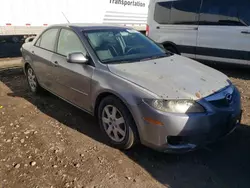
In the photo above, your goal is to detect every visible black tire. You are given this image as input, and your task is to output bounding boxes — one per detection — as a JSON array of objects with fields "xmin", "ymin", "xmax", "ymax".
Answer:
[
  {"xmin": 164, "ymin": 45, "xmax": 179, "ymax": 54},
  {"xmin": 98, "ymin": 96, "xmax": 139, "ymax": 150},
  {"xmin": 25, "ymin": 65, "xmax": 42, "ymax": 94}
]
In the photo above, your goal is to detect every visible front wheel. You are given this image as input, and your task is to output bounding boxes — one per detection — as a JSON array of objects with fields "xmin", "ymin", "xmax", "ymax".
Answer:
[{"xmin": 98, "ymin": 96, "xmax": 138, "ymax": 150}]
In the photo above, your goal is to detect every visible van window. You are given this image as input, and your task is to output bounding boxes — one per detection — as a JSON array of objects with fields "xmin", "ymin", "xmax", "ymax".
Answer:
[
  {"xmin": 200, "ymin": 0, "xmax": 244, "ymax": 26},
  {"xmin": 170, "ymin": 0, "xmax": 201, "ymax": 24},
  {"xmin": 154, "ymin": 1, "xmax": 172, "ymax": 24}
]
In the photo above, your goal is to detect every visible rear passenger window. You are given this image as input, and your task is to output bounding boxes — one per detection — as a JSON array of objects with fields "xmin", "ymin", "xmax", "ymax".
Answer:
[
  {"xmin": 37, "ymin": 29, "xmax": 58, "ymax": 51},
  {"xmin": 154, "ymin": 1, "xmax": 172, "ymax": 24},
  {"xmin": 200, "ymin": 0, "xmax": 243, "ymax": 26},
  {"xmin": 170, "ymin": 0, "xmax": 201, "ymax": 24},
  {"xmin": 35, "ymin": 37, "xmax": 41, "ymax": 47}
]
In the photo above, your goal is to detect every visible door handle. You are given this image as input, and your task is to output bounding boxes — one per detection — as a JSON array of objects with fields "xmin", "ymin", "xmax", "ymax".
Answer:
[
  {"xmin": 241, "ymin": 31, "xmax": 250, "ymax": 34},
  {"xmin": 156, "ymin": 26, "xmax": 160, "ymax": 29},
  {"xmin": 31, "ymin": 51, "xmax": 34, "ymax": 54}
]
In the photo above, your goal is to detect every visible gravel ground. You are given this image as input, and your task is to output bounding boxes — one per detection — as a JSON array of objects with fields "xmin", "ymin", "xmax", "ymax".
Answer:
[{"xmin": 0, "ymin": 61, "xmax": 250, "ymax": 188}]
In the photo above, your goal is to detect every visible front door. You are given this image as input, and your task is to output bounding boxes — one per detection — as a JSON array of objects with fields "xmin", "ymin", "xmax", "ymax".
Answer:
[
  {"xmin": 196, "ymin": 0, "xmax": 250, "ymax": 65},
  {"xmin": 51, "ymin": 28, "xmax": 94, "ymax": 111}
]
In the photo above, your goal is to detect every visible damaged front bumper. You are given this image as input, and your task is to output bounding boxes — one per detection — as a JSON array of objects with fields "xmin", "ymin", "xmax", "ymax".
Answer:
[{"xmin": 132, "ymin": 85, "xmax": 242, "ymax": 153}]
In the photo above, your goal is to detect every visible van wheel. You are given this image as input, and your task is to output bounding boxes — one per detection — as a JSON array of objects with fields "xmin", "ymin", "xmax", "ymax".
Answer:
[
  {"xmin": 98, "ymin": 96, "xmax": 138, "ymax": 150},
  {"xmin": 164, "ymin": 45, "xmax": 179, "ymax": 54}
]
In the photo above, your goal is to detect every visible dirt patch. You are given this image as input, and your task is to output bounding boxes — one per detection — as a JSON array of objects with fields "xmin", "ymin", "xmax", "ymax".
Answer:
[
  {"xmin": 0, "ymin": 65, "xmax": 250, "ymax": 188},
  {"xmin": 0, "ymin": 58, "xmax": 22, "ymax": 70}
]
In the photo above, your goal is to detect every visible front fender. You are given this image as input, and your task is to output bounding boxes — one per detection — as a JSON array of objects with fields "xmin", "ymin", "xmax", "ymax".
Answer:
[{"xmin": 91, "ymin": 69, "xmax": 158, "ymax": 110}]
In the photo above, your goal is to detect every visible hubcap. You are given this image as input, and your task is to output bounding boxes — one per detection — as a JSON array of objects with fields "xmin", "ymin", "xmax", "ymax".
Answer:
[
  {"xmin": 27, "ymin": 68, "xmax": 37, "ymax": 92},
  {"xmin": 102, "ymin": 105, "xmax": 126, "ymax": 142}
]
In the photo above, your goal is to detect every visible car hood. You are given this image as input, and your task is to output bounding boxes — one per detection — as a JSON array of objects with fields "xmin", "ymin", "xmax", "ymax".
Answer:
[{"xmin": 108, "ymin": 55, "xmax": 230, "ymax": 100}]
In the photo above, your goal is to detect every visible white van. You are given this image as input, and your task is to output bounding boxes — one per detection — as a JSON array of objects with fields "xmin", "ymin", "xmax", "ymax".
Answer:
[
  {"xmin": 147, "ymin": 0, "xmax": 250, "ymax": 65},
  {"xmin": 0, "ymin": 0, "xmax": 149, "ymax": 36}
]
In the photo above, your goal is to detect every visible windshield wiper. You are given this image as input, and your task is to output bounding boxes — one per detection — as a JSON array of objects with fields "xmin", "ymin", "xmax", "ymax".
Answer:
[
  {"xmin": 139, "ymin": 54, "xmax": 168, "ymax": 62},
  {"xmin": 103, "ymin": 58, "xmax": 138, "ymax": 64},
  {"xmin": 103, "ymin": 53, "xmax": 168, "ymax": 64}
]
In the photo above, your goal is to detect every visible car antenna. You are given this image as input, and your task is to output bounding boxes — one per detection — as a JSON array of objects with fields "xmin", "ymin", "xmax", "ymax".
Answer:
[{"xmin": 62, "ymin": 12, "xmax": 70, "ymax": 23}]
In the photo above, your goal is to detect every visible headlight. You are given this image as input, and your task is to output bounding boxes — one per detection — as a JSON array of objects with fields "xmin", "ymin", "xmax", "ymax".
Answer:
[{"xmin": 144, "ymin": 99, "xmax": 205, "ymax": 113}]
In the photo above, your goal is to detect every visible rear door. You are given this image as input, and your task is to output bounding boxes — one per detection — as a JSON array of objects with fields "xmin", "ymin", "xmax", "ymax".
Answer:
[
  {"xmin": 196, "ymin": 0, "xmax": 250, "ymax": 65},
  {"xmin": 50, "ymin": 28, "xmax": 94, "ymax": 111},
  {"xmin": 31, "ymin": 28, "xmax": 59, "ymax": 89},
  {"xmin": 148, "ymin": 0, "xmax": 201, "ymax": 58}
]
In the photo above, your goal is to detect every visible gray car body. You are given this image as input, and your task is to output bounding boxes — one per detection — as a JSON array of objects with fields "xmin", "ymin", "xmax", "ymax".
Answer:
[{"xmin": 21, "ymin": 24, "xmax": 241, "ymax": 152}]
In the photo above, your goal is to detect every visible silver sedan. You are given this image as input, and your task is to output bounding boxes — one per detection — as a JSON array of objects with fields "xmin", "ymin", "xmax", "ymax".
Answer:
[{"xmin": 21, "ymin": 24, "xmax": 242, "ymax": 152}]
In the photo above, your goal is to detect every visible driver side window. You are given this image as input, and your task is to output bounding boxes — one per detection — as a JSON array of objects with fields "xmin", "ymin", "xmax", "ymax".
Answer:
[{"xmin": 57, "ymin": 29, "xmax": 86, "ymax": 56}]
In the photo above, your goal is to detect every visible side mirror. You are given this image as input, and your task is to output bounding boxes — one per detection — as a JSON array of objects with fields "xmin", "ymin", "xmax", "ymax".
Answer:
[{"xmin": 67, "ymin": 52, "xmax": 88, "ymax": 64}]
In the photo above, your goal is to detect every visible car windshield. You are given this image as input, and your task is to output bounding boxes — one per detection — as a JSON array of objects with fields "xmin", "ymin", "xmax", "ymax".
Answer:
[{"xmin": 83, "ymin": 28, "xmax": 170, "ymax": 63}]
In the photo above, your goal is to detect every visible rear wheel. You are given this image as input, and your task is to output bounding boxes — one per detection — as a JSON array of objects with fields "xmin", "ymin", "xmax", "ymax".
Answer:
[
  {"xmin": 26, "ymin": 65, "xmax": 42, "ymax": 94},
  {"xmin": 98, "ymin": 96, "xmax": 138, "ymax": 150}
]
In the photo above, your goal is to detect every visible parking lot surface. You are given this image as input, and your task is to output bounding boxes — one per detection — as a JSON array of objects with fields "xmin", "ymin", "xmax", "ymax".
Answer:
[{"xmin": 0, "ymin": 59, "xmax": 250, "ymax": 188}]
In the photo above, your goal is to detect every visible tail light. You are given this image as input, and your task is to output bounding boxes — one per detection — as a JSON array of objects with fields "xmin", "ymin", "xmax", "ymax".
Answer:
[{"xmin": 146, "ymin": 24, "xmax": 149, "ymax": 36}]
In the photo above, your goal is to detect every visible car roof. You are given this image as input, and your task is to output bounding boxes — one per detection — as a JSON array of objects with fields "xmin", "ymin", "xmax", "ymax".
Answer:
[{"xmin": 49, "ymin": 23, "xmax": 132, "ymax": 30}]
